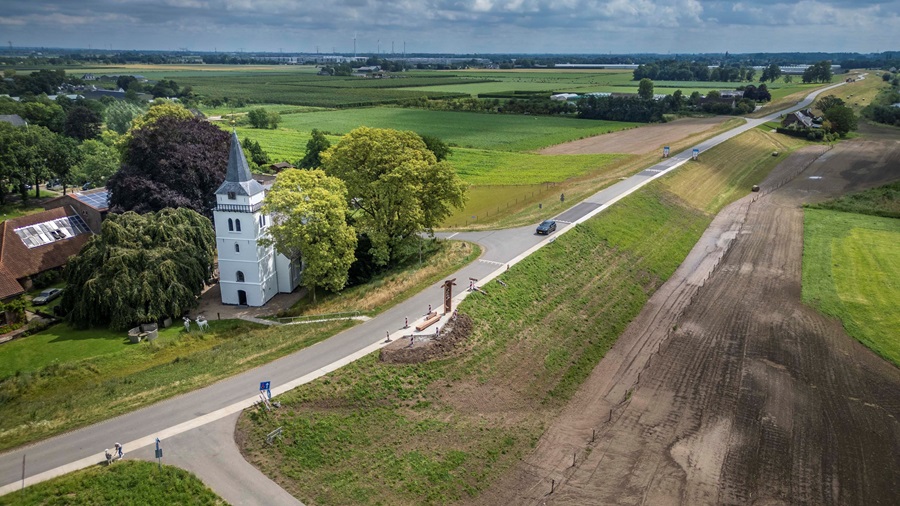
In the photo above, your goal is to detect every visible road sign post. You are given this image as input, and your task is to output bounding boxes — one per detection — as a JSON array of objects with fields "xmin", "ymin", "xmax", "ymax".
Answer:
[
  {"xmin": 692, "ymin": 148, "xmax": 700, "ymax": 160},
  {"xmin": 259, "ymin": 381, "xmax": 271, "ymax": 400},
  {"xmin": 663, "ymin": 146, "xmax": 670, "ymax": 158},
  {"xmin": 155, "ymin": 438, "xmax": 163, "ymax": 469}
]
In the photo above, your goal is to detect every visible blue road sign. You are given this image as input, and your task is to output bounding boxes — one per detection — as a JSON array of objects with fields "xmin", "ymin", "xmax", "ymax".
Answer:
[{"xmin": 259, "ymin": 381, "xmax": 270, "ymax": 391}]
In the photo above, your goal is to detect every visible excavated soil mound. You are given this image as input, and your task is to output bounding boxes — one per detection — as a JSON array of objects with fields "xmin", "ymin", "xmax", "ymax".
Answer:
[{"xmin": 379, "ymin": 313, "xmax": 473, "ymax": 364}]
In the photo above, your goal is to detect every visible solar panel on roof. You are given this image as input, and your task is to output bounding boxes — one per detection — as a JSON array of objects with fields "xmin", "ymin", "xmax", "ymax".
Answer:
[
  {"xmin": 13, "ymin": 215, "xmax": 92, "ymax": 249},
  {"xmin": 74, "ymin": 190, "xmax": 109, "ymax": 210}
]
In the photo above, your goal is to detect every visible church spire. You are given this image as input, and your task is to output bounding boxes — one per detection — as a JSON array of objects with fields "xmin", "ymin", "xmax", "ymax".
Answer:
[
  {"xmin": 215, "ymin": 131, "xmax": 264, "ymax": 197},
  {"xmin": 226, "ymin": 130, "xmax": 254, "ymax": 183}
]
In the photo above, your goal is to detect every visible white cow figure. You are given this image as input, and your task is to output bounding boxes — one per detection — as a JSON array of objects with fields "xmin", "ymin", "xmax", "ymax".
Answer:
[{"xmin": 196, "ymin": 317, "xmax": 209, "ymax": 331}]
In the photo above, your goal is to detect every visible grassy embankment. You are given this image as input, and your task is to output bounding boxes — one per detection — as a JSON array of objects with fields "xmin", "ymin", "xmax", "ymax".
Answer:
[
  {"xmin": 0, "ymin": 461, "xmax": 223, "ymax": 506},
  {"xmin": 0, "ymin": 240, "xmax": 476, "ymax": 451},
  {"xmin": 236, "ymin": 127, "xmax": 810, "ymax": 505},
  {"xmin": 281, "ymin": 241, "xmax": 480, "ymax": 318},
  {"xmin": 802, "ymin": 181, "xmax": 900, "ymax": 367}
]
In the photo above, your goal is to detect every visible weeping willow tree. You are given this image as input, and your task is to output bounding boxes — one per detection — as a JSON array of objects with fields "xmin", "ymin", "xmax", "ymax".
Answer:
[{"xmin": 61, "ymin": 208, "xmax": 216, "ymax": 330}]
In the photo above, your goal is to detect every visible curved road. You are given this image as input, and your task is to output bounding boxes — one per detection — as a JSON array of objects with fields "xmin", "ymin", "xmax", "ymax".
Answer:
[{"xmin": 0, "ymin": 81, "xmax": 847, "ymax": 503}]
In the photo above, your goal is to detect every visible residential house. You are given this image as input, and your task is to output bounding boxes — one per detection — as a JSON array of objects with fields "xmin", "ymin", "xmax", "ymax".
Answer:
[
  {"xmin": 0, "ymin": 208, "xmax": 93, "ymax": 300},
  {"xmin": 269, "ymin": 161, "xmax": 295, "ymax": 172},
  {"xmin": 42, "ymin": 188, "xmax": 110, "ymax": 234},
  {"xmin": 782, "ymin": 109, "xmax": 817, "ymax": 128}
]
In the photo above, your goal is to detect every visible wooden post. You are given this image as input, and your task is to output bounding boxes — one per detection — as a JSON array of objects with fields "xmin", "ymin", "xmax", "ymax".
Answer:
[
  {"xmin": 551, "ymin": 479, "xmax": 555, "ymax": 494},
  {"xmin": 591, "ymin": 428, "xmax": 595, "ymax": 442},
  {"xmin": 441, "ymin": 278, "xmax": 457, "ymax": 314},
  {"xmin": 573, "ymin": 452, "xmax": 576, "ymax": 467}
]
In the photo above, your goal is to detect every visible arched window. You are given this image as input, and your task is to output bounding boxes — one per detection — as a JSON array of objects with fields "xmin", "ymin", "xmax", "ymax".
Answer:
[
  {"xmin": 236, "ymin": 271, "xmax": 245, "ymax": 282},
  {"xmin": 234, "ymin": 243, "xmax": 240, "ymax": 253},
  {"xmin": 235, "ymin": 219, "xmax": 242, "ymax": 232},
  {"xmin": 227, "ymin": 218, "xmax": 234, "ymax": 231}
]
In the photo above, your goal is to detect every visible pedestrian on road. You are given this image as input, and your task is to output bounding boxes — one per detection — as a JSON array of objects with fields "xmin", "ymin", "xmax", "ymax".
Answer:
[
  {"xmin": 115, "ymin": 442, "xmax": 123, "ymax": 459},
  {"xmin": 105, "ymin": 449, "xmax": 113, "ymax": 465}
]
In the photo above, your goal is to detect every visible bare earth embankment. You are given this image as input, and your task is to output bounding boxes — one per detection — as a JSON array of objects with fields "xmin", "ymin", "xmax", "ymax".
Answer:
[
  {"xmin": 480, "ymin": 126, "xmax": 900, "ymax": 505},
  {"xmin": 538, "ymin": 117, "xmax": 728, "ymax": 155}
]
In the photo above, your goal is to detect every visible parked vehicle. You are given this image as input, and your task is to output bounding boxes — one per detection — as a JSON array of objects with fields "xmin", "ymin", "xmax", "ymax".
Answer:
[
  {"xmin": 32, "ymin": 288, "xmax": 62, "ymax": 305},
  {"xmin": 536, "ymin": 219, "xmax": 557, "ymax": 235}
]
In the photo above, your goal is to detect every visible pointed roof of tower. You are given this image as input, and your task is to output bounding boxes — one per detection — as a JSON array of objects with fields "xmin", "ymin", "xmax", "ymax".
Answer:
[{"xmin": 216, "ymin": 131, "xmax": 265, "ymax": 197}]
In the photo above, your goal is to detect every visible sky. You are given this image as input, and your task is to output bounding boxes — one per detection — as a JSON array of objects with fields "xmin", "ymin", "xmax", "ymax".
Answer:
[{"xmin": 2, "ymin": 0, "xmax": 898, "ymax": 55}]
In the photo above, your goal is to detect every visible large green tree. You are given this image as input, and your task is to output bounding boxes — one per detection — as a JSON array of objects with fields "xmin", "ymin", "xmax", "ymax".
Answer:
[
  {"xmin": 60, "ymin": 208, "xmax": 216, "ymax": 330},
  {"xmin": 70, "ymin": 139, "xmax": 120, "ymax": 189},
  {"xmin": 638, "ymin": 78, "xmax": 654, "ymax": 100},
  {"xmin": 262, "ymin": 169, "xmax": 357, "ymax": 301},
  {"xmin": 823, "ymin": 105, "xmax": 858, "ymax": 136},
  {"xmin": 298, "ymin": 129, "xmax": 331, "ymax": 169},
  {"xmin": 322, "ymin": 127, "xmax": 466, "ymax": 265},
  {"xmin": 0, "ymin": 123, "xmax": 77, "ymax": 202},
  {"xmin": 105, "ymin": 100, "xmax": 145, "ymax": 135}
]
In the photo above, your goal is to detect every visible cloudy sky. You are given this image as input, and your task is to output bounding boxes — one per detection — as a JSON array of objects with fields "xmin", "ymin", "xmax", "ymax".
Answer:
[{"xmin": 2, "ymin": 1, "xmax": 898, "ymax": 55}]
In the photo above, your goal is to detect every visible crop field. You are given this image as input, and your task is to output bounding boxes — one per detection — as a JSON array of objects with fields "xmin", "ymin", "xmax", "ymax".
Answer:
[
  {"xmin": 802, "ymin": 208, "xmax": 900, "ymax": 367},
  {"xmin": 0, "ymin": 461, "xmax": 222, "ymax": 506},
  {"xmin": 236, "ymin": 128, "xmax": 791, "ymax": 505},
  {"xmin": 274, "ymin": 107, "xmax": 638, "ymax": 151}
]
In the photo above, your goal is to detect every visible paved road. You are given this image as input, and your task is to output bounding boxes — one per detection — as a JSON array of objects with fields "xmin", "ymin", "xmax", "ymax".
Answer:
[{"xmin": 0, "ymin": 81, "xmax": 847, "ymax": 502}]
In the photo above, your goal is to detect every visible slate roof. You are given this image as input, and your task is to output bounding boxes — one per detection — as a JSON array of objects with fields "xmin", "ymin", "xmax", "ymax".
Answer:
[
  {"xmin": 0, "ymin": 114, "xmax": 26, "ymax": 127},
  {"xmin": 0, "ymin": 208, "xmax": 92, "ymax": 297},
  {"xmin": 216, "ymin": 131, "xmax": 265, "ymax": 197}
]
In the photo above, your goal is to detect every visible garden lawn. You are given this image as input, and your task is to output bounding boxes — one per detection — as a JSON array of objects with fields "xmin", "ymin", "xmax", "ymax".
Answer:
[
  {"xmin": 236, "ymin": 128, "xmax": 793, "ymax": 505},
  {"xmin": 0, "ymin": 461, "xmax": 224, "ymax": 506},
  {"xmin": 802, "ymin": 209, "xmax": 900, "ymax": 367},
  {"xmin": 0, "ymin": 323, "xmax": 171, "ymax": 378}
]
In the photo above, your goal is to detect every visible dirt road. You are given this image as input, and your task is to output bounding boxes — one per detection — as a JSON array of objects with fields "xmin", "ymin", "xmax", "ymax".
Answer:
[
  {"xmin": 480, "ymin": 127, "xmax": 900, "ymax": 505},
  {"xmin": 538, "ymin": 117, "xmax": 728, "ymax": 155}
]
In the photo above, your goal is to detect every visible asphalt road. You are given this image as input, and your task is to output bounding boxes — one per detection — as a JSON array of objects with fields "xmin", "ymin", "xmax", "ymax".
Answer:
[{"xmin": 0, "ymin": 81, "xmax": 848, "ymax": 502}]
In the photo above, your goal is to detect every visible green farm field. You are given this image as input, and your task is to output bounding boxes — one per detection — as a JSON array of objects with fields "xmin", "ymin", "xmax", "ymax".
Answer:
[
  {"xmin": 236, "ymin": 127, "xmax": 795, "ymax": 506},
  {"xmin": 802, "ymin": 208, "xmax": 900, "ymax": 367},
  {"xmin": 272, "ymin": 107, "xmax": 639, "ymax": 151}
]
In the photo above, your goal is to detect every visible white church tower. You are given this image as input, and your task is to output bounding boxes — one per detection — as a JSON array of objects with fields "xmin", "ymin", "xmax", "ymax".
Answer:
[{"xmin": 214, "ymin": 132, "xmax": 301, "ymax": 306}]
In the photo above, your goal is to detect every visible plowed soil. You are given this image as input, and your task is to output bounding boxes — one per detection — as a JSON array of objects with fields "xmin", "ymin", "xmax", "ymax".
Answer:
[
  {"xmin": 479, "ymin": 124, "xmax": 900, "ymax": 505},
  {"xmin": 538, "ymin": 117, "xmax": 729, "ymax": 155}
]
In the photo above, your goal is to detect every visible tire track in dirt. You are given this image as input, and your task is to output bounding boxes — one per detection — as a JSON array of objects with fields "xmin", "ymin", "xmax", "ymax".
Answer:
[{"xmin": 479, "ymin": 130, "xmax": 900, "ymax": 505}]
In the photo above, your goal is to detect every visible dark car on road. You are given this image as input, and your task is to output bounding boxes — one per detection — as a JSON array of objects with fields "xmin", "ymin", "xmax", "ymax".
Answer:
[
  {"xmin": 33, "ymin": 288, "xmax": 62, "ymax": 305},
  {"xmin": 536, "ymin": 220, "xmax": 557, "ymax": 235}
]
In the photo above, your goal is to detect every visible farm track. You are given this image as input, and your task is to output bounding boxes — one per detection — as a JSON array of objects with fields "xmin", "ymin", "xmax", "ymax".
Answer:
[{"xmin": 477, "ymin": 127, "xmax": 900, "ymax": 505}]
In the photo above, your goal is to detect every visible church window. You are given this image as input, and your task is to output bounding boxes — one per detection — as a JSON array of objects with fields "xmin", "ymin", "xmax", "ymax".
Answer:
[
  {"xmin": 235, "ymin": 219, "xmax": 242, "ymax": 232},
  {"xmin": 235, "ymin": 243, "xmax": 240, "ymax": 253},
  {"xmin": 227, "ymin": 191, "xmax": 236, "ymax": 200},
  {"xmin": 236, "ymin": 271, "xmax": 245, "ymax": 282},
  {"xmin": 228, "ymin": 218, "xmax": 234, "ymax": 231}
]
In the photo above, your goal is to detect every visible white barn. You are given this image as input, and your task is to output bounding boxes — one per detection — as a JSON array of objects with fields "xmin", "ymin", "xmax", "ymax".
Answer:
[{"xmin": 214, "ymin": 132, "xmax": 302, "ymax": 306}]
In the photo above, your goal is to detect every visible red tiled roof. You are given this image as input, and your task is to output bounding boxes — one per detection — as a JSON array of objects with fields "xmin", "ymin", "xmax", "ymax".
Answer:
[
  {"xmin": 0, "ymin": 264, "xmax": 24, "ymax": 300},
  {"xmin": 0, "ymin": 208, "xmax": 92, "ymax": 284}
]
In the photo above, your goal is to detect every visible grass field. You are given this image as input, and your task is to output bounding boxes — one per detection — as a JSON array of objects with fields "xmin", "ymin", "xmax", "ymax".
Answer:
[
  {"xmin": 802, "ymin": 208, "xmax": 900, "ymax": 368},
  {"xmin": 236, "ymin": 127, "xmax": 796, "ymax": 505},
  {"xmin": 272, "ymin": 107, "xmax": 639, "ymax": 151},
  {"xmin": 0, "ymin": 239, "xmax": 476, "ymax": 451},
  {"xmin": 0, "ymin": 461, "xmax": 223, "ymax": 506}
]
